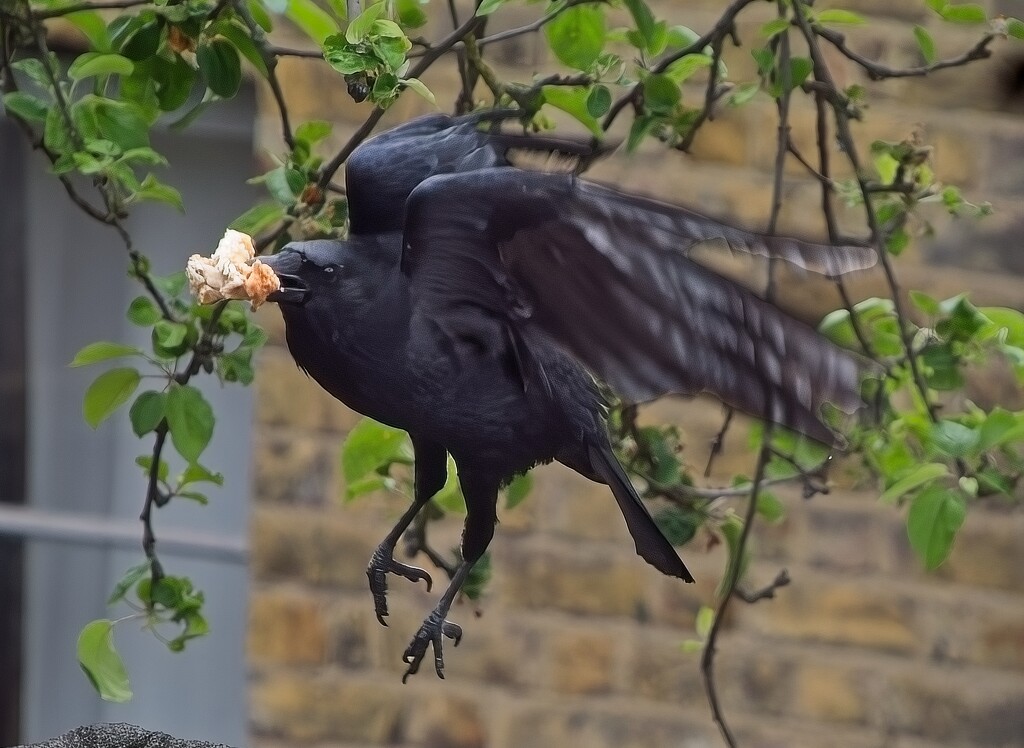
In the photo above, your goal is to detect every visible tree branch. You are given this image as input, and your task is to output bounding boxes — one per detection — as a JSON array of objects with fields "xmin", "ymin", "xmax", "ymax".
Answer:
[
  {"xmin": 701, "ymin": 428, "xmax": 773, "ymax": 748},
  {"xmin": 816, "ymin": 25, "xmax": 996, "ymax": 81}
]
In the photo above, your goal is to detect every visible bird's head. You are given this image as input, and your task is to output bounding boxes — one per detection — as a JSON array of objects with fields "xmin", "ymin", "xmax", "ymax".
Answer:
[{"xmin": 261, "ymin": 241, "xmax": 346, "ymax": 306}]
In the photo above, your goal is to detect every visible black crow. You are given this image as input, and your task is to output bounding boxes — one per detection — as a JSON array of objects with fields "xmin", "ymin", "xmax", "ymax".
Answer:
[{"xmin": 260, "ymin": 111, "xmax": 874, "ymax": 680}]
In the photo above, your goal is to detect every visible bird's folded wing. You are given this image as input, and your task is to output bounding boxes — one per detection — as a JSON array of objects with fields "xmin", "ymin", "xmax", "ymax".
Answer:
[{"xmin": 402, "ymin": 168, "xmax": 875, "ymax": 443}]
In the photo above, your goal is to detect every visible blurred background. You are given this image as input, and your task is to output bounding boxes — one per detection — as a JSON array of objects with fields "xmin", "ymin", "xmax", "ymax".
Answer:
[{"xmin": 3, "ymin": 1, "xmax": 1024, "ymax": 746}]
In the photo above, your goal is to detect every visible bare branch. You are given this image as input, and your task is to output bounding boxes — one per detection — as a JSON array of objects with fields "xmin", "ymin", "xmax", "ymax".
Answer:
[
  {"xmin": 33, "ymin": 0, "xmax": 152, "ymax": 19},
  {"xmin": 701, "ymin": 427, "xmax": 774, "ymax": 748},
  {"xmin": 816, "ymin": 25, "xmax": 996, "ymax": 81}
]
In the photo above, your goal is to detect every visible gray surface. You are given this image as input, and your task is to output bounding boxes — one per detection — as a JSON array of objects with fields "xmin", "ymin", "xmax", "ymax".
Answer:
[
  {"xmin": 16, "ymin": 87, "xmax": 259, "ymax": 745},
  {"xmin": 18, "ymin": 723, "xmax": 235, "ymax": 748}
]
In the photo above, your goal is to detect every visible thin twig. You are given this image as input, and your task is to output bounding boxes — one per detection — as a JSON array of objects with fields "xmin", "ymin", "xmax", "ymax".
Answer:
[
  {"xmin": 34, "ymin": 0, "xmax": 151, "ymax": 19},
  {"xmin": 816, "ymin": 25, "xmax": 995, "ymax": 81},
  {"xmin": 701, "ymin": 427, "xmax": 773, "ymax": 748},
  {"xmin": 735, "ymin": 568, "xmax": 790, "ymax": 603},
  {"xmin": 794, "ymin": 3, "xmax": 934, "ymax": 420},
  {"xmin": 602, "ymin": 0, "xmax": 755, "ymax": 132}
]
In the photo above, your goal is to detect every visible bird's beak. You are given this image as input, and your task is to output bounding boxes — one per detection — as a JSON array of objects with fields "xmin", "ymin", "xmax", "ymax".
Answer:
[{"xmin": 261, "ymin": 250, "xmax": 309, "ymax": 305}]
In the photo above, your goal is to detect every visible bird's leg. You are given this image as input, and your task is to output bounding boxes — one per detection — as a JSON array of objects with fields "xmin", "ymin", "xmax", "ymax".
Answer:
[
  {"xmin": 401, "ymin": 561, "xmax": 472, "ymax": 682},
  {"xmin": 401, "ymin": 465, "xmax": 498, "ymax": 681},
  {"xmin": 367, "ymin": 438, "xmax": 447, "ymax": 625},
  {"xmin": 367, "ymin": 496, "xmax": 433, "ymax": 625}
]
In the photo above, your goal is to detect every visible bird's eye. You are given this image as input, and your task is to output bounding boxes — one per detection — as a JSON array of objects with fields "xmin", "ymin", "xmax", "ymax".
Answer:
[{"xmin": 324, "ymin": 265, "xmax": 335, "ymax": 273}]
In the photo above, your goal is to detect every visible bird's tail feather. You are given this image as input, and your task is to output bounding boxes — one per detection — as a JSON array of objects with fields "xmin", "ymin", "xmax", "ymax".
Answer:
[{"xmin": 587, "ymin": 443, "xmax": 694, "ymax": 582}]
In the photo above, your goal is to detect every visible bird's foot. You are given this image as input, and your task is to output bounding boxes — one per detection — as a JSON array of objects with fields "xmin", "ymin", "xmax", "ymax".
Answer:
[
  {"xmin": 402, "ymin": 611, "xmax": 463, "ymax": 682},
  {"xmin": 367, "ymin": 547, "xmax": 432, "ymax": 626}
]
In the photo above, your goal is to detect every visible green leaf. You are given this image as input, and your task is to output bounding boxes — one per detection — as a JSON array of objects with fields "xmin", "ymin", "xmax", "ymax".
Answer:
[
  {"xmin": 264, "ymin": 166, "xmax": 305, "ymax": 203},
  {"xmin": 165, "ymin": 385, "xmax": 215, "ymax": 463},
  {"xmin": 77, "ymin": 620, "xmax": 132, "ymax": 702},
  {"xmin": 1007, "ymin": 18, "xmax": 1024, "ymax": 40},
  {"xmin": 936, "ymin": 295, "xmax": 988, "ymax": 341},
  {"xmin": 92, "ymin": 97, "xmax": 150, "ymax": 150},
  {"xmin": 621, "ymin": 0, "xmax": 658, "ymax": 53},
  {"xmin": 285, "ymin": 0, "xmax": 340, "ymax": 44},
  {"xmin": 431, "ymin": 454, "xmax": 465, "ymax": 513},
  {"xmin": 787, "ymin": 57, "xmax": 813, "ymax": 91},
  {"xmin": 729, "ymin": 81, "xmax": 760, "ymax": 106},
  {"xmin": 940, "ymin": 3, "xmax": 986, "ymax": 24},
  {"xmin": 108, "ymin": 560, "xmax": 152, "ymax": 605},
  {"xmin": 925, "ymin": 0, "xmax": 947, "ymax": 12},
  {"xmin": 119, "ymin": 19, "xmax": 161, "ymax": 60},
  {"xmin": 198, "ymin": 39, "xmax": 242, "ymax": 98},
  {"xmin": 663, "ymin": 53, "xmax": 712, "ymax": 84},
  {"xmin": 461, "ymin": 549, "xmax": 491, "ymax": 600},
  {"xmin": 71, "ymin": 341, "xmax": 144, "ymax": 367},
  {"xmin": 133, "ymin": 174, "xmax": 184, "ymax": 212},
  {"xmin": 129, "ymin": 391, "xmax": 166, "ymax": 437},
  {"xmin": 541, "ymin": 86, "xmax": 602, "ymax": 136},
  {"xmin": 154, "ymin": 320, "xmax": 189, "ymax": 349},
  {"xmin": 401, "ymin": 77, "xmax": 435, "ymax": 104},
  {"xmin": 910, "ymin": 290, "xmax": 940, "ymax": 315},
  {"xmin": 341, "ymin": 417, "xmax": 408, "ymax": 491},
  {"xmin": 213, "ymin": 21, "xmax": 270, "ymax": 79},
  {"xmin": 756, "ymin": 492, "xmax": 785, "ymax": 523},
  {"xmin": 136, "ymin": 454, "xmax": 169, "ymax": 482},
  {"xmin": 2, "ymin": 92, "xmax": 49, "ymax": 123},
  {"xmin": 66, "ymin": 10, "xmax": 112, "ymax": 51},
  {"xmin": 653, "ymin": 506, "xmax": 698, "ymax": 546},
  {"xmin": 396, "ymin": 0, "xmax": 427, "ymax": 28},
  {"xmin": 345, "ymin": 474, "xmax": 389, "ymax": 500},
  {"xmin": 345, "ymin": 1, "xmax": 386, "ymax": 43},
  {"xmin": 759, "ymin": 18, "xmax": 791, "ymax": 39},
  {"xmin": 83, "ymin": 368, "xmax": 141, "ymax": 428},
  {"xmin": 249, "ymin": 0, "xmax": 274, "ymax": 30},
  {"xmin": 323, "ymin": 41, "xmax": 378, "ymax": 75},
  {"xmin": 177, "ymin": 490, "xmax": 209, "ymax": 504},
  {"xmin": 230, "ymin": 201, "xmax": 286, "ymax": 235},
  {"xmin": 879, "ymin": 462, "xmax": 949, "ymax": 504},
  {"xmin": 913, "ymin": 26, "xmax": 937, "ymax": 64},
  {"xmin": 180, "ymin": 462, "xmax": 224, "ymax": 486},
  {"xmin": 978, "ymin": 408, "xmax": 1024, "ymax": 451},
  {"xmin": 68, "ymin": 52, "xmax": 134, "ymax": 80},
  {"xmin": 979, "ymin": 307, "xmax": 1024, "ymax": 347},
  {"xmin": 695, "ymin": 605, "xmax": 715, "ymax": 639},
  {"xmin": 717, "ymin": 512, "xmax": 749, "ymax": 598},
  {"xmin": 929, "ymin": 420, "xmax": 980, "ymax": 459},
  {"xmin": 907, "ymin": 486, "xmax": 966, "ymax": 569},
  {"xmin": 643, "ymin": 72, "xmax": 684, "ymax": 113},
  {"xmin": 476, "ymin": 0, "xmax": 508, "ymax": 15},
  {"xmin": 585, "ymin": 85, "xmax": 611, "ymax": 118},
  {"xmin": 626, "ymin": 114, "xmax": 656, "ymax": 152},
  {"xmin": 44, "ymin": 106, "xmax": 72, "ymax": 155},
  {"xmin": 504, "ymin": 472, "xmax": 532, "ymax": 510},
  {"xmin": 816, "ymin": 9, "xmax": 865, "ymax": 25},
  {"xmin": 545, "ymin": 4, "xmax": 606, "ymax": 71},
  {"xmin": 295, "ymin": 119, "xmax": 333, "ymax": 145}
]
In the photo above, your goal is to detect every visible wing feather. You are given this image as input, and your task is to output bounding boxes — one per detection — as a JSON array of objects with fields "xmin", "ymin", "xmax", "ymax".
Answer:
[{"xmin": 403, "ymin": 168, "xmax": 874, "ymax": 443}]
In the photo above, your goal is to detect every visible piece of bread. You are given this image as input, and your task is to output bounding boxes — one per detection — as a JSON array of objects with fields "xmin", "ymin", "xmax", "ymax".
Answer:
[{"xmin": 187, "ymin": 229, "xmax": 280, "ymax": 309}]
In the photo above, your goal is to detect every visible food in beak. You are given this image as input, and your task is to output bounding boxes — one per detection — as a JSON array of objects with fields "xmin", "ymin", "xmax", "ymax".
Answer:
[{"xmin": 186, "ymin": 229, "xmax": 281, "ymax": 309}]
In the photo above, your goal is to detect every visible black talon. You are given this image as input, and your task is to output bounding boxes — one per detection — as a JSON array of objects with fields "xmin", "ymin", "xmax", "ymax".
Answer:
[
  {"xmin": 401, "ymin": 611, "xmax": 463, "ymax": 682},
  {"xmin": 367, "ymin": 546, "xmax": 434, "ymax": 625}
]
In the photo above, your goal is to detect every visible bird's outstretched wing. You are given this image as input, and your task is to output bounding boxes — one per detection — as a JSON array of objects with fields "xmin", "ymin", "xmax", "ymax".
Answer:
[
  {"xmin": 345, "ymin": 111, "xmax": 604, "ymax": 235},
  {"xmin": 402, "ymin": 168, "xmax": 876, "ymax": 444}
]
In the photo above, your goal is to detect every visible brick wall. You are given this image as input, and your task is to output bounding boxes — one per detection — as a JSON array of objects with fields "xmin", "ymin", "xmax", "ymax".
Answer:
[{"xmin": 246, "ymin": 2, "xmax": 1024, "ymax": 746}]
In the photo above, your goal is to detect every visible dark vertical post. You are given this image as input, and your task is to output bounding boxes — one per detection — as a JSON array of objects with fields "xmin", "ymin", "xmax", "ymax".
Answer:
[{"xmin": 0, "ymin": 117, "xmax": 27, "ymax": 744}]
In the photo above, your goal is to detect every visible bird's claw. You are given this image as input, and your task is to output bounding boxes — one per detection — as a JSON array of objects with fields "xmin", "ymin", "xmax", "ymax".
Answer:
[
  {"xmin": 367, "ymin": 548, "xmax": 433, "ymax": 626},
  {"xmin": 401, "ymin": 614, "xmax": 463, "ymax": 682}
]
